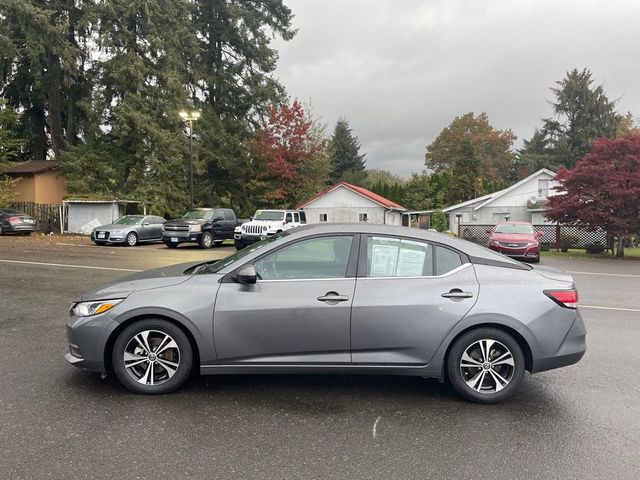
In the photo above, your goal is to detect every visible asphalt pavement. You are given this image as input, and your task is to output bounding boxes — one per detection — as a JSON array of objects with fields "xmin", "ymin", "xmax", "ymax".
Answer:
[{"xmin": 0, "ymin": 235, "xmax": 639, "ymax": 479}]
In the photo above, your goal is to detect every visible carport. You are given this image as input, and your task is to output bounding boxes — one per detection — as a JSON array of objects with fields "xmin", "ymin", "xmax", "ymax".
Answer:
[{"xmin": 63, "ymin": 199, "xmax": 152, "ymax": 235}]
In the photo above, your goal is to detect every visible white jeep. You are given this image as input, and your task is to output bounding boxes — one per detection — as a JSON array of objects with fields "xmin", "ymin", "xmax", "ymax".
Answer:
[{"xmin": 234, "ymin": 209, "xmax": 306, "ymax": 250}]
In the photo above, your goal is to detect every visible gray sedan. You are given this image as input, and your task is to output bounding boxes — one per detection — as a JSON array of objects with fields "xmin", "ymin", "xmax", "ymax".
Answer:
[
  {"xmin": 91, "ymin": 215, "xmax": 166, "ymax": 246},
  {"xmin": 65, "ymin": 224, "xmax": 586, "ymax": 403}
]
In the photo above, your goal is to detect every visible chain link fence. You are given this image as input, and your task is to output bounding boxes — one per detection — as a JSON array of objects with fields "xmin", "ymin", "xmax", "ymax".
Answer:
[{"xmin": 458, "ymin": 223, "xmax": 610, "ymax": 250}]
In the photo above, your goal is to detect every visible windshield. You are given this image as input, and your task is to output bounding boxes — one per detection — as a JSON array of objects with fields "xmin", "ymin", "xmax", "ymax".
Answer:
[
  {"xmin": 182, "ymin": 210, "xmax": 213, "ymax": 220},
  {"xmin": 253, "ymin": 210, "xmax": 284, "ymax": 221},
  {"xmin": 114, "ymin": 216, "xmax": 144, "ymax": 225},
  {"xmin": 203, "ymin": 232, "xmax": 286, "ymax": 274},
  {"xmin": 494, "ymin": 224, "xmax": 534, "ymax": 234}
]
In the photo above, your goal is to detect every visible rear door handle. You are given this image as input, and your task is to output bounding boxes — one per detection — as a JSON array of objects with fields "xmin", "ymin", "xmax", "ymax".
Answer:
[
  {"xmin": 441, "ymin": 290, "xmax": 473, "ymax": 299},
  {"xmin": 317, "ymin": 293, "xmax": 350, "ymax": 303}
]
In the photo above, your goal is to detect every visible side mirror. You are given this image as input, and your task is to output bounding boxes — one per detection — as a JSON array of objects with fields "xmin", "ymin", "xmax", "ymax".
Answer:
[
  {"xmin": 214, "ymin": 216, "xmax": 224, "ymax": 222},
  {"xmin": 236, "ymin": 264, "xmax": 257, "ymax": 285},
  {"xmin": 486, "ymin": 229, "xmax": 492, "ymax": 234}
]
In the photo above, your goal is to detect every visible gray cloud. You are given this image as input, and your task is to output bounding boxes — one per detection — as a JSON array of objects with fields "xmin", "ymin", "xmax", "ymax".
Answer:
[{"xmin": 274, "ymin": 0, "xmax": 640, "ymax": 177}]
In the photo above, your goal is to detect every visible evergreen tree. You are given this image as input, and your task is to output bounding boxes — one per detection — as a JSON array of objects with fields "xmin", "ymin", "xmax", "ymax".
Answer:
[
  {"xmin": 329, "ymin": 118, "xmax": 366, "ymax": 184},
  {"xmin": 519, "ymin": 68, "xmax": 622, "ymax": 174}
]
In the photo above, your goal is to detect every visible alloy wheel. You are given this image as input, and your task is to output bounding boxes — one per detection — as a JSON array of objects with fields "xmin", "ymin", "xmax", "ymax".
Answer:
[
  {"xmin": 123, "ymin": 330, "xmax": 181, "ymax": 386},
  {"xmin": 459, "ymin": 339, "xmax": 515, "ymax": 393},
  {"xmin": 126, "ymin": 232, "xmax": 137, "ymax": 246}
]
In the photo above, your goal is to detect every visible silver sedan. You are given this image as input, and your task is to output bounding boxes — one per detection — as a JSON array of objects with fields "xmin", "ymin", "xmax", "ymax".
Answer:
[
  {"xmin": 91, "ymin": 215, "xmax": 166, "ymax": 246},
  {"xmin": 65, "ymin": 224, "xmax": 586, "ymax": 403}
]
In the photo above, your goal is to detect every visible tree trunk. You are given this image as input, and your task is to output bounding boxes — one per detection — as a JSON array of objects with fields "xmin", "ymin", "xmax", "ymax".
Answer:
[
  {"xmin": 47, "ymin": 56, "xmax": 66, "ymax": 157},
  {"xmin": 616, "ymin": 235, "xmax": 625, "ymax": 257},
  {"xmin": 31, "ymin": 106, "xmax": 47, "ymax": 160}
]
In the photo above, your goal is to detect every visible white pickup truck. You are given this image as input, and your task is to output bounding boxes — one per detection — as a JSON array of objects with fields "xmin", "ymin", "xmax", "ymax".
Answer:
[{"xmin": 234, "ymin": 209, "xmax": 307, "ymax": 250}]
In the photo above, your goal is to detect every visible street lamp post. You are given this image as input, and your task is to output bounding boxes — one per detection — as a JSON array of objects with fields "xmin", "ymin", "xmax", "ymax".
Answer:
[{"xmin": 179, "ymin": 110, "xmax": 201, "ymax": 208}]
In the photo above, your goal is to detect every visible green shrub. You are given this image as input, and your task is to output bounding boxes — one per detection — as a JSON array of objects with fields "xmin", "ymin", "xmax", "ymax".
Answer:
[
  {"xmin": 559, "ymin": 233, "xmax": 581, "ymax": 252},
  {"xmin": 585, "ymin": 242, "xmax": 605, "ymax": 254}
]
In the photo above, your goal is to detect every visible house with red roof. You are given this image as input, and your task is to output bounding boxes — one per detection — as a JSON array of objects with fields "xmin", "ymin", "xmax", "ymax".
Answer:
[{"xmin": 297, "ymin": 181, "xmax": 407, "ymax": 225}]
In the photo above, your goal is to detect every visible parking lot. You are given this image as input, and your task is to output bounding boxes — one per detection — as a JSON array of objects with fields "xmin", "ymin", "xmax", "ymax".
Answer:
[{"xmin": 1, "ymin": 235, "xmax": 639, "ymax": 479}]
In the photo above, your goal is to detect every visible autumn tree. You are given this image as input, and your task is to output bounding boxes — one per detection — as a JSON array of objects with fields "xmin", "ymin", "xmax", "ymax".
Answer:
[
  {"xmin": 251, "ymin": 100, "xmax": 328, "ymax": 208},
  {"xmin": 425, "ymin": 112, "xmax": 516, "ymax": 183},
  {"xmin": 546, "ymin": 133, "xmax": 640, "ymax": 257},
  {"xmin": 329, "ymin": 118, "xmax": 366, "ymax": 184}
]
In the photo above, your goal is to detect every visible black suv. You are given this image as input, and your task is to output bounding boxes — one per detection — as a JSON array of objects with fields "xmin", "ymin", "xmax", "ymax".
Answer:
[{"xmin": 162, "ymin": 208, "xmax": 240, "ymax": 249}]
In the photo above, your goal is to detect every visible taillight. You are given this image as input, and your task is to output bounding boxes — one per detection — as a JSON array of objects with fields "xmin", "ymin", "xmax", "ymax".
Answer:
[
  {"xmin": 7, "ymin": 216, "xmax": 19, "ymax": 222},
  {"xmin": 544, "ymin": 289, "xmax": 578, "ymax": 309}
]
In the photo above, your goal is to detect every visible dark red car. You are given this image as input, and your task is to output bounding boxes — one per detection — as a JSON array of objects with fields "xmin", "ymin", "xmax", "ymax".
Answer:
[{"xmin": 487, "ymin": 221, "xmax": 542, "ymax": 263}]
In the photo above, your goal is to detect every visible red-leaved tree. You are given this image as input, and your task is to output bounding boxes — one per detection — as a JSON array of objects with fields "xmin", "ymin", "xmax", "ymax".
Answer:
[
  {"xmin": 546, "ymin": 133, "xmax": 640, "ymax": 257},
  {"xmin": 251, "ymin": 99, "xmax": 328, "ymax": 207}
]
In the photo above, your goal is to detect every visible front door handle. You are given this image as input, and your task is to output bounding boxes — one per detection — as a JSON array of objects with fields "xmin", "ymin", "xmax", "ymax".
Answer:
[
  {"xmin": 441, "ymin": 289, "xmax": 473, "ymax": 299},
  {"xmin": 317, "ymin": 292, "xmax": 350, "ymax": 304}
]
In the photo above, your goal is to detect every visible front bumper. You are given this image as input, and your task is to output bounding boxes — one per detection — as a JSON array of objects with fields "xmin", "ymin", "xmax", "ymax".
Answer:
[
  {"xmin": 92, "ymin": 232, "xmax": 126, "ymax": 243},
  {"xmin": 488, "ymin": 244, "xmax": 540, "ymax": 259},
  {"xmin": 162, "ymin": 231, "xmax": 203, "ymax": 244},
  {"xmin": 65, "ymin": 313, "xmax": 120, "ymax": 373},
  {"xmin": 530, "ymin": 309, "xmax": 587, "ymax": 373},
  {"xmin": 239, "ymin": 234, "xmax": 265, "ymax": 246}
]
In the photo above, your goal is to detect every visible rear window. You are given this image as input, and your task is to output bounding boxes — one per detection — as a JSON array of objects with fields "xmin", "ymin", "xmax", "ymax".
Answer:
[{"xmin": 435, "ymin": 246, "xmax": 463, "ymax": 275}]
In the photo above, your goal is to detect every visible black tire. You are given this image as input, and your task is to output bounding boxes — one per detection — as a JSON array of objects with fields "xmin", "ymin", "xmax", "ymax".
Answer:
[
  {"xmin": 165, "ymin": 242, "xmax": 178, "ymax": 248},
  {"xmin": 112, "ymin": 319, "xmax": 193, "ymax": 395},
  {"xmin": 0, "ymin": 224, "xmax": 3, "ymax": 235},
  {"xmin": 234, "ymin": 240, "xmax": 244, "ymax": 250},
  {"xmin": 531, "ymin": 257, "xmax": 540, "ymax": 264},
  {"xmin": 199, "ymin": 231, "xmax": 213, "ymax": 249},
  {"xmin": 213, "ymin": 240, "xmax": 224, "ymax": 248},
  {"xmin": 446, "ymin": 327, "xmax": 525, "ymax": 404},
  {"xmin": 125, "ymin": 231, "xmax": 138, "ymax": 246}
]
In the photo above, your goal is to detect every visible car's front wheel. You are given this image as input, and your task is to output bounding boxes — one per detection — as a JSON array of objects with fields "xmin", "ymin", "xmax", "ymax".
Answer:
[
  {"xmin": 126, "ymin": 231, "xmax": 138, "ymax": 246},
  {"xmin": 199, "ymin": 231, "xmax": 213, "ymax": 249},
  {"xmin": 446, "ymin": 327, "xmax": 525, "ymax": 403},
  {"xmin": 112, "ymin": 319, "xmax": 193, "ymax": 394}
]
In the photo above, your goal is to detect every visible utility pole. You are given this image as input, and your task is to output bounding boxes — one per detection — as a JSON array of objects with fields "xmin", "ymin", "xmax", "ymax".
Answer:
[{"xmin": 179, "ymin": 110, "xmax": 200, "ymax": 208}]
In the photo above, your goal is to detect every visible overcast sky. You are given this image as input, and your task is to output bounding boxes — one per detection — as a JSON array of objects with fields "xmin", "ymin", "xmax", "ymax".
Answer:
[{"xmin": 273, "ymin": 0, "xmax": 640, "ymax": 178}]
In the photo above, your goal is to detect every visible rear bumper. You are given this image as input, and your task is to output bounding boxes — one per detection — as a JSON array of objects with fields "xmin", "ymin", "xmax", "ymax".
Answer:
[
  {"xmin": 7, "ymin": 223, "xmax": 36, "ymax": 232},
  {"xmin": 531, "ymin": 309, "xmax": 586, "ymax": 373}
]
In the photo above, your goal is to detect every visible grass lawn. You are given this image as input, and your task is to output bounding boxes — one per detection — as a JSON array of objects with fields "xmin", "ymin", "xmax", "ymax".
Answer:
[{"xmin": 541, "ymin": 247, "xmax": 640, "ymax": 260}]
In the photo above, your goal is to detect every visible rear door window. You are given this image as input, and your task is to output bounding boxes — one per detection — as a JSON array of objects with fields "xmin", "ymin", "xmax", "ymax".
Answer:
[
  {"xmin": 434, "ymin": 246, "xmax": 463, "ymax": 275},
  {"xmin": 366, "ymin": 236, "xmax": 433, "ymax": 277}
]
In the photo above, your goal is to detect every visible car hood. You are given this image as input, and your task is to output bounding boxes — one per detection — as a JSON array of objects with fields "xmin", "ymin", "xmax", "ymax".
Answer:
[
  {"xmin": 78, "ymin": 261, "xmax": 202, "ymax": 301},
  {"xmin": 94, "ymin": 223, "xmax": 136, "ymax": 231},
  {"xmin": 490, "ymin": 233, "xmax": 536, "ymax": 242},
  {"xmin": 165, "ymin": 219, "xmax": 207, "ymax": 226}
]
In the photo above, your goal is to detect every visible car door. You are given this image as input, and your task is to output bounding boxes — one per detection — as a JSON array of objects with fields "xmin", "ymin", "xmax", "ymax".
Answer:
[
  {"xmin": 213, "ymin": 234, "xmax": 358, "ymax": 363},
  {"xmin": 149, "ymin": 216, "xmax": 164, "ymax": 239},
  {"xmin": 350, "ymin": 235, "xmax": 479, "ymax": 365},
  {"xmin": 210, "ymin": 210, "xmax": 226, "ymax": 238}
]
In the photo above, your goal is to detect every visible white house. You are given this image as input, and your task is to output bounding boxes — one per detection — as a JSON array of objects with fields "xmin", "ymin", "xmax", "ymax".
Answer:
[
  {"xmin": 298, "ymin": 182, "xmax": 407, "ymax": 226},
  {"xmin": 444, "ymin": 168, "xmax": 558, "ymax": 231}
]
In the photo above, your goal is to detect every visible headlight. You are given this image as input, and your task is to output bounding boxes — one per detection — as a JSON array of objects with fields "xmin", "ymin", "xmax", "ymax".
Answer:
[
  {"xmin": 489, "ymin": 240, "xmax": 500, "ymax": 246},
  {"xmin": 527, "ymin": 241, "xmax": 539, "ymax": 247},
  {"xmin": 110, "ymin": 230, "xmax": 123, "ymax": 235},
  {"xmin": 262, "ymin": 226, "xmax": 268, "ymax": 232},
  {"xmin": 189, "ymin": 225, "xmax": 202, "ymax": 232},
  {"xmin": 73, "ymin": 299, "xmax": 123, "ymax": 317}
]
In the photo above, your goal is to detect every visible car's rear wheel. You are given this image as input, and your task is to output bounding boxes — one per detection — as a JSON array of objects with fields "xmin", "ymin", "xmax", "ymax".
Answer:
[
  {"xmin": 126, "ymin": 231, "xmax": 138, "ymax": 246},
  {"xmin": 112, "ymin": 319, "xmax": 193, "ymax": 394},
  {"xmin": 446, "ymin": 328, "xmax": 525, "ymax": 403},
  {"xmin": 199, "ymin": 231, "xmax": 213, "ymax": 249}
]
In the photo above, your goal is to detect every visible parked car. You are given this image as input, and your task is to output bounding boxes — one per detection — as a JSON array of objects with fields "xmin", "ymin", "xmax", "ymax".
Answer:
[
  {"xmin": 92, "ymin": 215, "xmax": 166, "ymax": 246},
  {"xmin": 487, "ymin": 221, "xmax": 542, "ymax": 263},
  {"xmin": 65, "ymin": 223, "xmax": 585, "ymax": 403},
  {"xmin": 235, "ymin": 209, "xmax": 306, "ymax": 250},
  {"xmin": 162, "ymin": 208, "xmax": 242, "ymax": 249},
  {"xmin": 0, "ymin": 209, "xmax": 37, "ymax": 235}
]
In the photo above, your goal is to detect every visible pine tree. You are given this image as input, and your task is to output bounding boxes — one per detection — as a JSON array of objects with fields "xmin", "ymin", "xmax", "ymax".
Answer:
[{"xmin": 329, "ymin": 118, "xmax": 366, "ymax": 184}]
